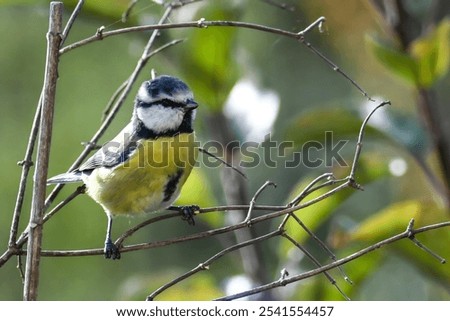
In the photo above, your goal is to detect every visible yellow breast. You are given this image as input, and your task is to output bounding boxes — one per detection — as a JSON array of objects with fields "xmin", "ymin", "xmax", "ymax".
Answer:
[{"xmin": 86, "ymin": 133, "xmax": 197, "ymax": 216}]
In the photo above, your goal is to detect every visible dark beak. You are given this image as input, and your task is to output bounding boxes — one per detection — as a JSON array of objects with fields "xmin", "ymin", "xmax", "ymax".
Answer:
[{"xmin": 184, "ymin": 99, "xmax": 198, "ymax": 111}]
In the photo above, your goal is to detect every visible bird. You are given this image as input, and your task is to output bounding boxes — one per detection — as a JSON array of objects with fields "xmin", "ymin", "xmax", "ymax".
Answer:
[{"xmin": 47, "ymin": 75, "xmax": 199, "ymax": 260}]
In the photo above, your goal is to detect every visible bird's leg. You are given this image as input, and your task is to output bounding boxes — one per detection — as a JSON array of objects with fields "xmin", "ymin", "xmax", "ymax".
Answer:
[
  {"xmin": 167, "ymin": 205, "xmax": 200, "ymax": 226},
  {"xmin": 104, "ymin": 215, "xmax": 121, "ymax": 260}
]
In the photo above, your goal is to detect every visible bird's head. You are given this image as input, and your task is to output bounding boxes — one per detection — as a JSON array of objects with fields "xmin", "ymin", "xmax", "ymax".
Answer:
[{"xmin": 134, "ymin": 75, "xmax": 198, "ymax": 135}]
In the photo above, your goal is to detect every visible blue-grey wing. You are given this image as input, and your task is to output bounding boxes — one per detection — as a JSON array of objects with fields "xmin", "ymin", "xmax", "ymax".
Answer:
[{"xmin": 47, "ymin": 123, "xmax": 139, "ymax": 184}]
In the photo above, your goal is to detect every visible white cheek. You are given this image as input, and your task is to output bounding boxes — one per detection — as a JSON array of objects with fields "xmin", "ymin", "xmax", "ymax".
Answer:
[
  {"xmin": 138, "ymin": 85, "xmax": 152, "ymax": 103},
  {"xmin": 137, "ymin": 105, "xmax": 184, "ymax": 133}
]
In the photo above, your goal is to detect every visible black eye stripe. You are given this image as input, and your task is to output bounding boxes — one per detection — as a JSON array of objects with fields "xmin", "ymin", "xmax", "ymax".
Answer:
[
  {"xmin": 159, "ymin": 99, "xmax": 184, "ymax": 108},
  {"xmin": 138, "ymin": 99, "xmax": 185, "ymax": 108}
]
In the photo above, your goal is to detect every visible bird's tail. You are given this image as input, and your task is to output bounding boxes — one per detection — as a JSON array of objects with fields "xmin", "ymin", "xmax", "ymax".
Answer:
[{"xmin": 47, "ymin": 172, "xmax": 83, "ymax": 184}]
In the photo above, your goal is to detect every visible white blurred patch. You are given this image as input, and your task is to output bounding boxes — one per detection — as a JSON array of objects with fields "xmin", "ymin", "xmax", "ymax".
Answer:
[
  {"xmin": 223, "ymin": 275, "xmax": 253, "ymax": 301},
  {"xmin": 360, "ymin": 97, "xmax": 391, "ymax": 132},
  {"xmin": 389, "ymin": 157, "xmax": 408, "ymax": 177},
  {"xmin": 225, "ymin": 79, "xmax": 280, "ymax": 142}
]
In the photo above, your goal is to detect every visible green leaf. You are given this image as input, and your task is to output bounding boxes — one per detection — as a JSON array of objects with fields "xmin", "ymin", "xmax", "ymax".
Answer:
[
  {"xmin": 366, "ymin": 35, "xmax": 419, "ymax": 85},
  {"xmin": 348, "ymin": 200, "xmax": 450, "ymax": 282},
  {"xmin": 410, "ymin": 18, "xmax": 450, "ymax": 87}
]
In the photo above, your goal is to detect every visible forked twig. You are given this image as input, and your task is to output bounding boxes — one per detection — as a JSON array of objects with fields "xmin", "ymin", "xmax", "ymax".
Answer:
[
  {"xmin": 282, "ymin": 233, "xmax": 350, "ymax": 300},
  {"xmin": 244, "ymin": 181, "xmax": 277, "ymax": 224}
]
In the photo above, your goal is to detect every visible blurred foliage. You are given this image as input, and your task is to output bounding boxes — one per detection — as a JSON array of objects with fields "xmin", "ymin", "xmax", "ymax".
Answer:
[
  {"xmin": 173, "ymin": 2, "xmax": 242, "ymax": 112},
  {"xmin": 366, "ymin": 19, "xmax": 450, "ymax": 88},
  {"xmin": 0, "ymin": 0, "xmax": 449, "ymax": 301}
]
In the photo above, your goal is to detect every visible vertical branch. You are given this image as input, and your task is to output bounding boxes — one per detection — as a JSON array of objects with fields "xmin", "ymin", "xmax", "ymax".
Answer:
[
  {"xmin": 9, "ymin": 95, "xmax": 42, "ymax": 249},
  {"xmin": 9, "ymin": 0, "xmax": 85, "ymax": 255},
  {"xmin": 23, "ymin": 1, "xmax": 63, "ymax": 301}
]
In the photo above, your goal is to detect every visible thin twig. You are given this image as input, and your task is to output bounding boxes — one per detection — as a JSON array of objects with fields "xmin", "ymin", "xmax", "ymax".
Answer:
[
  {"xmin": 59, "ymin": 19, "xmax": 325, "ymax": 55},
  {"xmin": 101, "ymin": 80, "xmax": 128, "ymax": 122},
  {"xmin": 7, "ymin": 0, "xmax": 86, "ymax": 265},
  {"xmin": 100, "ymin": 38, "xmax": 185, "ymax": 121},
  {"xmin": 61, "ymin": 0, "xmax": 85, "ymax": 46},
  {"xmin": 43, "ymin": 186, "xmax": 85, "ymax": 224},
  {"xmin": 244, "ymin": 181, "xmax": 276, "ymax": 224},
  {"xmin": 282, "ymin": 233, "xmax": 350, "ymax": 300},
  {"xmin": 23, "ymin": 2, "xmax": 63, "ymax": 301},
  {"xmin": 27, "ymin": 182, "xmax": 350, "ymax": 258},
  {"xmin": 214, "ymin": 221, "xmax": 450, "ymax": 300},
  {"xmin": 9, "ymin": 94, "xmax": 43, "ymax": 249},
  {"xmin": 0, "ymin": 204, "xmax": 288, "ymax": 267},
  {"xmin": 349, "ymin": 100, "xmax": 391, "ymax": 182},
  {"xmin": 286, "ymin": 213, "xmax": 351, "ymax": 284},
  {"xmin": 199, "ymin": 147, "xmax": 247, "ymax": 179},
  {"xmin": 122, "ymin": 0, "xmax": 139, "ymax": 23},
  {"xmin": 146, "ymin": 230, "xmax": 282, "ymax": 301},
  {"xmin": 299, "ymin": 40, "xmax": 374, "ymax": 101},
  {"xmin": 406, "ymin": 219, "xmax": 446, "ymax": 264},
  {"xmin": 58, "ymin": 17, "xmax": 370, "ymax": 100},
  {"xmin": 288, "ymin": 172, "xmax": 334, "ymax": 207}
]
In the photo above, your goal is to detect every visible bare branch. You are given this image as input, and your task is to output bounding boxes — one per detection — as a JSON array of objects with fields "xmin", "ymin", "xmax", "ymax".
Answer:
[
  {"xmin": 61, "ymin": 0, "xmax": 85, "ymax": 45},
  {"xmin": 23, "ymin": 1, "xmax": 63, "ymax": 301},
  {"xmin": 244, "ymin": 181, "xmax": 277, "ymax": 224},
  {"xmin": 58, "ymin": 16, "xmax": 370, "ymax": 100},
  {"xmin": 349, "ymin": 100, "xmax": 391, "ymax": 182},
  {"xmin": 282, "ymin": 233, "xmax": 350, "ymax": 300},
  {"xmin": 288, "ymin": 173, "xmax": 334, "ymax": 207},
  {"xmin": 406, "ymin": 219, "xmax": 446, "ymax": 264},
  {"xmin": 146, "ymin": 230, "xmax": 282, "ymax": 301},
  {"xmin": 9, "ymin": 95, "xmax": 42, "ymax": 249},
  {"xmin": 59, "ymin": 18, "xmax": 323, "ymax": 55},
  {"xmin": 214, "ymin": 221, "xmax": 450, "ymax": 301}
]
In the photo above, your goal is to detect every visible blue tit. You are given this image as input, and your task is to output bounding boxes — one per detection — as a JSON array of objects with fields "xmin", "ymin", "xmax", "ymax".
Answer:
[{"xmin": 48, "ymin": 75, "xmax": 199, "ymax": 259}]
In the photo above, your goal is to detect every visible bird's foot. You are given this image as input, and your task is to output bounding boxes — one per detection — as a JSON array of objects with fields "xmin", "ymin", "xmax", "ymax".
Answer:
[
  {"xmin": 104, "ymin": 238, "xmax": 121, "ymax": 260},
  {"xmin": 169, "ymin": 205, "xmax": 200, "ymax": 226}
]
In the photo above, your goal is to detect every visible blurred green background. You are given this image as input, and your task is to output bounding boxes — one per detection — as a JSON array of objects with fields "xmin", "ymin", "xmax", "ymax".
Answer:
[{"xmin": 0, "ymin": 0, "xmax": 449, "ymax": 300}]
